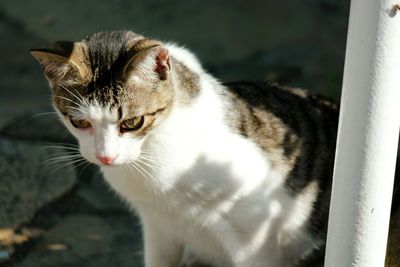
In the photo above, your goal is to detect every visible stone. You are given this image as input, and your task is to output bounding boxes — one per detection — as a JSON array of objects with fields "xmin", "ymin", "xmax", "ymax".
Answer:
[
  {"xmin": 0, "ymin": 138, "xmax": 77, "ymax": 228},
  {"xmin": 14, "ymin": 214, "xmax": 143, "ymax": 267},
  {"xmin": 0, "ymin": 9, "xmax": 50, "ymax": 129},
  {"xmin": 76, "ymin": 173, "xmax": 129, "ymax": 212},
  {"xmin": 0, "ymin": 110, "xmax": 74, "ymax": 143},
  {"xmin": 0, "ymin": 250, "xmax": 11, "ymax": 262}
]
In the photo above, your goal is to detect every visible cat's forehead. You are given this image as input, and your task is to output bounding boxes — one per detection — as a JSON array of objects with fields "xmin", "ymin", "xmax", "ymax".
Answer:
[
  {"xmin": 54, "ymin": 31, "xmax": 159, "ymax": 89},
  {"xmin": 84, "ymin": 31, "xmax": 143, "ymax": 83}
]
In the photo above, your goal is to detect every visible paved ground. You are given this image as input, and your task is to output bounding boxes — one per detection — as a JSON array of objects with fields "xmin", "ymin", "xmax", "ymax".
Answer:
[{"xmin": 2, "ymin": 1, "xmax": 387, "ymax": 266}]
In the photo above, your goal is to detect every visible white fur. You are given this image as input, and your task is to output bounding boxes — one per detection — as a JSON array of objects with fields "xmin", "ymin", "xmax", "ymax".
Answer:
[
  {"xmin": 166, "ymin": 43, "xmax": 203, "ymax": 74},
  {"xmin": 61, "ymin": 46, "xmax": 318, "ymax": 267}
]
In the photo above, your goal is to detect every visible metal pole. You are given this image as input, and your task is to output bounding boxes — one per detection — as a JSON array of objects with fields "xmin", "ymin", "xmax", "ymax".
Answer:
[{"xmin": 324, "ymin": 0, "xmax": 400, "ymax": 266}]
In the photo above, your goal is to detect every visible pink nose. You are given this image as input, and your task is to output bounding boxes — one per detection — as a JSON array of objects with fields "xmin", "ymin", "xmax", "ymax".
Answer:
[{"xmin": 96, "ymin": 154, "xmax": 116, "ymax": 165}]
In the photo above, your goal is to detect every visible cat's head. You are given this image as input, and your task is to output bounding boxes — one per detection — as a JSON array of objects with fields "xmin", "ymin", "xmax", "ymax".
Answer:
[{"xmin": 31, "ymin": 31, "xmax": 176, "ymax": 166}]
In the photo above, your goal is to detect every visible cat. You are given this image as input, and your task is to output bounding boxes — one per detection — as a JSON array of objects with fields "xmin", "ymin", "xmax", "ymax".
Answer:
[{"xmin": 30, "ymin": 30, "xmax": 341, "ymax": 267}]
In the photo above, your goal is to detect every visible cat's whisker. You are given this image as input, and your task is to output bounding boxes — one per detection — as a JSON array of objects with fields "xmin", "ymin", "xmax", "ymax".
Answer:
[
  {"xmin": 48, "ymin": 142, "xmax": 79, "ymax": 147},
  {"xmin": 48, "ymin": 164, "xmax": 68, "ymax": 174},
  {"xmin": 42, "ymin": 154, "xmax": 81, "ymax": 162},
  {"xmin": 139, "ymin": 153, "xmax": 158, "ymax": 160},
  {"xmin": 50, "ymin": 158, "xmax": 86, "ymax": 174},
  {"xmin": 135, "ymin": 161, "xmax": 158, "ymax": 183},
  {"xmin": 56, "ymin": 91, "xmax": 89, "ymax": 117},
  {"xmin": 138, "ymin": 157, "xmax": 163, "ymax": 170},
  {"xmin": 72, "ymin": 88, "xmax": 89, "ymax": 107},
  {"xmin": 79, "ymin": 161, "xmax": 93, "ymax": 175},
  {"xmin": 137, "ymin": 156, "xmax": 161, "ymax": 167},
  {"xmin": 139, "ymin": 153, "xmax": 160, "ymax": 160},
  {"xmin": 125, "ymin": 164, "xmax": 151, "ymax": 194},
  {"xmin": 137, "ymin": 158, "xmax": 161, "ymax": 172},
  {"xmin": 94, "ymin": 167, "xmax": 102, "ymax": 178},
  {"xmin": 131, "ymin": 161, "xmax": 155, "ymax": 182},
  {"xmin": 65, "ymin": 105, "xmax": 86, "ymax": 112},
  {"xmin": 42, "ymin": 154, "xmax": 82, "ymax": 165},
  {"xmin": 65, "ymin": 105, "xmax": 90, "ymax": 118},
  {"xmin": 66, "ymin": 85, "xmax": 86, "ymax": 102},
  {"xmin": 42, "ymin": 148, "xmax": 79, "ymax": 154},
  {"xmin": 75, "ymin": 160, "xmax": 89, "ymax": 169},
  {"xmin": 44, "ymin": 149, "xmax": 80, "ymax": 155},
  {"xmin": 42, "ymin": 145, "xmax": 80, "ymax": 151},
  {"xmin": 139, "ymin": 150, "xmax": 159, "ymax": 157},
  {"xmin": 59, "ymin": 84, "xmax": 88, "ymax": 108},
  {"xmin": 42, "ymin": 150, "xmax": 80, "ymax": 156},
  {"xmin": 133, "ymin": 167, "xmax": 158, "ymax": 193},
  {"xmin": 139, "ymin": 155, "xmax": 163, "ymax": 166},
  {"xmin": 41, "ymin": 147, "xmax": 81, "ymax": 161},
  {"xmin": 128, "ymin": 162, "xmax": 147, "ymax": 181},
  {"xmin": 69, "ymin": 157, "xmax": 87, "ymax": 165},
  {"xmin": 57, "ymin": 130, "xmax": 72, "ymax": 142},
  {"xmin": 43, "ymin": 142, "xmax": 79, "ymax": 148},
  {"xmin": 45, "ymin": 154, "xmax": 83, "ymax": 170},
  {"xmin": 56, "ymin": 96, "xmax": 82, "ymax": 107},
  {"xmin": 30, "ymin": 111, "xmax": 58, "ymax": 119},
  {"xmin": 74, "ymin": 159, "xmax": 92, "ymax": 174}
]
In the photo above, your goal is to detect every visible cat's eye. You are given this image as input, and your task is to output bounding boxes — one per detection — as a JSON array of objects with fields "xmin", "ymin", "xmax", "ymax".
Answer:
[
  {"xmin": 121, "ymin": 116, "xmax": 144, "ymax": 132},
  {"xmin": 69, "ymin": 117, "xmax": 92, "ymax": 129}
]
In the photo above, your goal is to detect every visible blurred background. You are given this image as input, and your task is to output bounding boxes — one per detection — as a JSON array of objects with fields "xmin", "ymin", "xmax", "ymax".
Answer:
[
  {"xmin": 0, "ymin": 0, "xmax": 350, "ymax": 126},
  {"xmin": 0, "ymin": 0, "xmax": 375, "ymax": 266}
]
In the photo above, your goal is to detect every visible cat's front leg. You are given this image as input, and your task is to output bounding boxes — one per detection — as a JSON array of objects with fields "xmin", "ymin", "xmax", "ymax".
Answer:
[{"xmin": 142, "ymin": 218, "xmax": 183, "ymax": 267}]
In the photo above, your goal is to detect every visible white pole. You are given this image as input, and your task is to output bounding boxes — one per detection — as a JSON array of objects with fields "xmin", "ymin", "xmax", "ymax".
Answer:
[{"xmin": 324, "ymin": 0, "xmax": 400, "ymax": 266}]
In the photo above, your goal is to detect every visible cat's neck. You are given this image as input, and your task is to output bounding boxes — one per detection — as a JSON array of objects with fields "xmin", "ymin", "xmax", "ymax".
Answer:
[
  {"xmin": 147, "ymin": 62, "xmax": 228, "ymax": 165},
  {"xmin": 153, "ymin": 43, "xmax": 230, "ymax": 151}
]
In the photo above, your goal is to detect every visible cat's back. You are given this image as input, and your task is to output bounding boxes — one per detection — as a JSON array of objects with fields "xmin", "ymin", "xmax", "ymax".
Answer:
[
  {"xmin": 223, "ymin": 79, "xmax": 339, "ymax": 192},
  {"xmin": 222, "ymin": 81, "xmax": 339, "ymax": 156},
  {"xmin": 222, "ymin": 81, "xmax": 339, "ymax": 135}
]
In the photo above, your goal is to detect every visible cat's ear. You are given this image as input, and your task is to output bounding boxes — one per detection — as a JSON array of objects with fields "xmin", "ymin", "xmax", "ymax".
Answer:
[
  {"xmin": 124, "ymin": 39, "xmax": 171, "ymax": 82},
  {"xmin": 153, "ymin": 47, "xmax": 170, "ymax": 80},
  {"xmin": 30, "ymin": 41, "xmax": 91, "ymax": 87}
]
